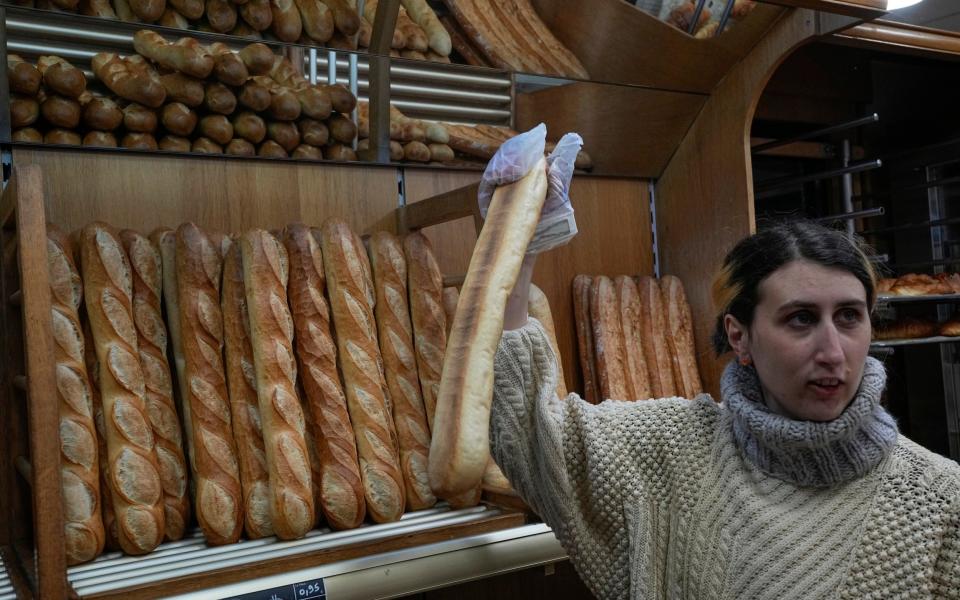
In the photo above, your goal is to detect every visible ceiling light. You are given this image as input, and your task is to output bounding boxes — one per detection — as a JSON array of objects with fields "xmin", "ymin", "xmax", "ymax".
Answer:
[{"xmin": 886, "ymin": 0, "xmax": 923, "ymax": 9}]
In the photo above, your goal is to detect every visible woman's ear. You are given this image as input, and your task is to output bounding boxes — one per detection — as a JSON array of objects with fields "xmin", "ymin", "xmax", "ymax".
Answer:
[{"xmin": 724, "ymin": 314, "xmax": 750, "ymax": 357}]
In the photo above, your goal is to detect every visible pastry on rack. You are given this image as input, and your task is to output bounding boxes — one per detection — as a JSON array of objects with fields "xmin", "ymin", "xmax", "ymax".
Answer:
[{"xmin": 873, "ymin": 317, "xmax": 939, "ymax": 340}]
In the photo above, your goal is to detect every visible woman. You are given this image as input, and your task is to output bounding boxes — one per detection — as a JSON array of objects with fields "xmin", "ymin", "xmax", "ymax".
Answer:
[{"xmin": 490, "ymin": 221, "xmax": 960, "ymax": 599}]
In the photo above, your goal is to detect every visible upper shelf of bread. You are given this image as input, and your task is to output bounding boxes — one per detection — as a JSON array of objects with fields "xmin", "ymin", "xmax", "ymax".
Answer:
[{"xmin": 3, "ymin": 0, "xmax": 791, "ymax": 93}]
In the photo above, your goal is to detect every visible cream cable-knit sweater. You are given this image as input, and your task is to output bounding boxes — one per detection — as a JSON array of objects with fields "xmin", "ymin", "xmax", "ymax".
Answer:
[{"xmin": 489, "ymin": 319, "xmax": 960, "ymax": 599}]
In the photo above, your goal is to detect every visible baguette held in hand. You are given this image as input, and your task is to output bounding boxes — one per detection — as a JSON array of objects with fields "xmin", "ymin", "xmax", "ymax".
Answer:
[{"xmin": 428, "ymin": 156, "xmax": 548, "ymax": 497}]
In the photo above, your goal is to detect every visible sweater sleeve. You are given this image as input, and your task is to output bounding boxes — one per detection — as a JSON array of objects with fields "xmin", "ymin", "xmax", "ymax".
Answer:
[
  {"xmin": 489, "ymin": 319, "xmax": 705, "ymax": 600},
  {"xmin": 932, "ymin": 501, "xmax": 960, "ymax": 598}
]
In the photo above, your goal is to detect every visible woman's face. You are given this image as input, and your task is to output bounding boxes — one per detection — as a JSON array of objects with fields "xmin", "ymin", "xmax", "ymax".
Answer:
[{"xmin": 725, "ymin": 260, "xmax": 872, "ymax": 422}]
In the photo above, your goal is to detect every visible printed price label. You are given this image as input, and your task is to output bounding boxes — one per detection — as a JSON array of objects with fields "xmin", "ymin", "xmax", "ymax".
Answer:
[{"xmin": 222, "ymin": 577, "xmax": 326, "ymax": 600}]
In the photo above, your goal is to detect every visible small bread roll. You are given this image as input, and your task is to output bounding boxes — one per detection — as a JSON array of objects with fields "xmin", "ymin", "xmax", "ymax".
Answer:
[
  {"xmin": 192, "ymin": 137, "xmax": 224, "ymax": 154},
  {"xmin": 291, "ymin": 143, "xmax": 322, "ymax": 159},
  {"xmin": 326, "ymin": 113, "xmax": 356, "ymax": 144},
  {"xmin": 403, "ymin": 140, "xmax": 430, "ymax": 162},
  {"xmin": 83, "ymin": 131, "xmax": 118, "ymax": 147},
  {"xmin": 122, "ymin": 132, "xmax": 159, "ymax": 150},
  {"xmin": 204, "ymin": 83, "xmax": 238, "ymax": 115},
  {"xmin": 299, "ymin": 118, "xmax": 329, "ymax": 146},
  {"xmin": 11, "ymin": 95, "xmax": 39, "ymax": 129},
  {"xmin": 161, "ymin": 102, "xmax": 198, "ymax": 137},
  {"xmin": 41, "ymin": 95, "xmax": 81, "ymax": 129},
  {"xmin": 123, "ymin": 103, "xmax": 158, "ymax": 133},
  {"xmin": 232, "ymin": 112, "xmax": 267, "ymax": 143},
  {"xmin": 159, "ymin": 135, "xmax": 192, "ymax": 152},
  {"xmin": 258, "ymin": 140, "xmax": 288, "ymax": 157},
  {"xmin": 46, "ymin": 129, "xmax": 83, "ymax": 145},
  {"xmin": 226, "ymin": 138, "xmax": 256, "ymax": 156},
  {"xmin": 13, "ymin": 127, "xmax": 43, "ymax": 143},
  {"xmin": 199, "ymin": 115, "xmax": 234, "ymax": 145},
  {"xmin": 83, "ymin": 96, "xmax": 123, "ymax": 131},
  {"xmin": 267, "ymin": 121, "xmax": 300, "ymax": 152},
  {"xmin": 324, "ymin": 143, "xmax": 356, "ymax": 161}
]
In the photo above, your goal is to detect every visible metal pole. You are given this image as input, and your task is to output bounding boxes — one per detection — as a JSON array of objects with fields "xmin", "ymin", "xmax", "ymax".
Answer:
[
  {"xmin": 754, "ymin": 159, "xmax": 882, "ymax": 194},
  {"xmin": 687, "ymin": 0, "xmax": 707, "ymax": 34},
  {"xmin": 814, "ymin": 207, "xmax": 884, "ymax": 224},
  {"xmin": 751, "ymin": 113, "xmax": 879, "ymax": 153},
  {"xmin": 327, "ymin": 49, "xmax": 337, "ymax": 85},
  {"xmin": 715, "ymin": 0, "xmax": 736, "ymax": 37},
  {"xmin": 308, "ymin": 47, "xmax": 317, "ymax": 85},
  {"xmin": 842, "ymin": 139, "xmax": 855, "ymax": 236}
]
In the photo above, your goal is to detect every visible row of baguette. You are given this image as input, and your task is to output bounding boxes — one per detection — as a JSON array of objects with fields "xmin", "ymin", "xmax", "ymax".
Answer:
[
  {"xmin": 657, "ymin": 0, "xmax": 756, "ymax": 39},
  {"xmin": 573, "ymin": 273, "xmax": 703, "ymax": 404},
  {"xmin": 873, "ymin": 316, "xmax": 960, "ymax": 341},
  {"xmin": 8, "ymin": 34, "xmax": 363, "ymax": 158},
  {"xmin": 877, "ymin": 272, "xmax": 960, "ymax": 297},
  {"xmin": 52, "ymin": 219, "xmax": 552, "ymax": 565},
  {"xmin": 17, "ymin": 0, "xmax": 454, "ymax": 63}
]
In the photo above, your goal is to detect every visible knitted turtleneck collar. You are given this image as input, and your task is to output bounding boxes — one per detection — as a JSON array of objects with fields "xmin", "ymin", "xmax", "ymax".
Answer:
[{"xmin": 721, "ymin": 356, "xmax": 898, "ymax": 488}]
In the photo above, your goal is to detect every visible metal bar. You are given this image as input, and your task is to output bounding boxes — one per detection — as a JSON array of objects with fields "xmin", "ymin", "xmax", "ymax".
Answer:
[
  {"xmin": 751, "ymin": 113, "xmax": 879, "ymax": 153},
  {"xmin": 327, "ymin": 50, "xmax": 337, "ymax": 85},
  {"xmin": 871, "ymin": 336, "xmax": 960, "ymax": 348},
  {"xmin": 754, "ymin": 159, "xmax": 882, "ymax": 193},
  {"xmin": 861, "ymin": 215, "xmax": 960, "ymax": 237},
  {"xmin": 687, "ymin": 0, "xmax": 707, "ymax": 34},
  {"xmin": 814, "ymin": 207, "xmax": 884, "ymax": 224},
  {"xmin": 308, "ymin": 48, "xmax": 317, "ymax": 85},
  {"xmin": 842, "ymin": 139, "xmax": 855, "ymax": 236},
  {"xmin": 853, "ymin": 175, "xmax": 960, "ymax": 202},
  {"xmin": 350, "ymin": 51, "xmax": 359, "ymax": 150},
  {"xmin": 715, "ymin": 0, "xmax": 736, "ymax": 36}
]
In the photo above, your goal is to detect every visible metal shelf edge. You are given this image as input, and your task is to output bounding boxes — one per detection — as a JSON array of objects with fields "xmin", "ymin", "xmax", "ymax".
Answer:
[
  {"xmin": 166, "ymin": 524, "xmax": 563, "ymax": 600},
  {"xmin": 871, "ymin": 335, "xmax": 960, "ymax": 347}
]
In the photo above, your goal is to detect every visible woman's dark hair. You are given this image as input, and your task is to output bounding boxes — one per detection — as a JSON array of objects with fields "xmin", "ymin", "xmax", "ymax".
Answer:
[{"xmin": 711, "ymin": 220, "xmax": 878, "ymax": 355}]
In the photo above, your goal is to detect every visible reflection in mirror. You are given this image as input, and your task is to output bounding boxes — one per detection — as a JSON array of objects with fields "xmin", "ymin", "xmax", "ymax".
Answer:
[{"xmin": 882, "ymin": 0, "xmax": 960, "ymax": 34}]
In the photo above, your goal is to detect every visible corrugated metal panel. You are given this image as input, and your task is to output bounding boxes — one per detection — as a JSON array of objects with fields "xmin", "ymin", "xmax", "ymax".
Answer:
[{"xmin": 4, "ymin": 6, "xmax": 512, "ymax": 125}]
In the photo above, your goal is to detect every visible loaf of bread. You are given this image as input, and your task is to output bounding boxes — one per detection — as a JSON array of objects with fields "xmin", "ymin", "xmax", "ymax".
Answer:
[
  {"xmin": 941, "ymin": 318, "xmax": 960, "ymax": 337},
  {"xmin": 572, "ymin": 275, "xmax": 599, "ymax": 404},
  {"xmin": 368, "ymin": 232, "xmax": 436, "ymax": 510},
  {"xmin": 589, "ymin": 276, "xmax": 628, "ymax": 401},
  {"xmin": 226, "ymin": 139, "xmax": 257, "ymax": 156},
  {"xmin": 441, "ymin": 286, "xmax": 459, "ymax": 336},
  {"xmin": 428, "ymin": 157, "xmax": 547, "ymax": 497},
  {"xmin": 320, "ymin": 218, "xmax": 405, "ymax": 523},
  {"xmin": 159, "ymin": 135, "xmax": 191, "ymax": 152},
  {"xmin": 401, "ymin": 0, "xmax": 451, "ymax": 56},
  {"xmin": 402, "ymin": 232, "xmax": 446, "ymax": 432},
  {"xmin": 221, "ymin": 243, "xmax": 274, "ymax": 539},
  {"xmin": 636, "ymin": 276, "xmax": 677, "ymax": 398},
  {"xmin": 239, "ymin": 230, "xmax": 315, "ymax": 539},
  {"xmin": 38, "ymin": 56, "xmax": 87, "ymax": 99},
  {"xmin": 239, "ymin": 42, "xmax": 276, "ymax": 74},
  {"xmin": 80, "ymin": 222, "xmax": 165, "ymax": 555},
  {"xmin": 175, "ymin": 223, "xmax": 243, "ymax": 545},
  {"xmin": 12, "ymin": 127, "xmax": 43, "ymax": 143},
  {"xmin": 122, "ymin": 133, "xmax": 159, "ymax": 150},
  {"xmin": 169, "ymin": 0, "xmax": 204, "ymax": 19},
  {"xmin": 92, "ymin": 53, "xmax": 166, "ymax": 108},
  {"xmin": 128, "ymin": 0, "xmax": 165, "ymax": 21},
  {"xmin": 83, "ymin": 132, "xmax": 118, "ymax": 148},
  {"xmin": 48, "ymin": 226, "xmax": 105, "ymax": 565},
  {"xmin": 134, "ymin": 31, "xmax": 214, "ymax": 80},
  {"xmin": 292, "ymin": 144, "xmax": 323, "ymax": 160},
  {"xmin": 528, "ymin": 283, "xmax": 567, "ymax": 399},
  {"xmin": 7, "ymin": 54, "xmax": 41, "ymax": 96},
  {"xmin": 259, "ymin": 140, "xmax": 288, "ymax": 157},
  {"xmin": 297, "ymin": 0, "xmax": 335, "ymax": 42},
  {"xmin": 40, "ymin": 95, "xmax": 81, "ymax": 129},
  {"xmin": 615, "ymin": 276, "xmax": 650, "ymax": 401},
  {"xmin": 660, "ymin": 275, "xmax": 702, "ymax": 399},
  {"xmin": 234, "ymin": 112, "xmax": 268, "ymax": 143},
  {"xmin": 82, "ymin": 95, "xmax": 123, "ymax": 131},
  {"xmin": 119, "ymin": 231, "xmax": 191, "ymax": 541},
  {"xmin": 10, "ymin": 95, "xmax": 39, "ymax": 129},
  {"xmin": 282, "ymin": 224, "xmax": 365, "ymax": 530},
  {"xmin": 874, "ymin": 317, "xmax": 938, "ymax": 340},
  {"xmin": 161, "ymin": 103, "xmax": 198, "ymax": 137}
]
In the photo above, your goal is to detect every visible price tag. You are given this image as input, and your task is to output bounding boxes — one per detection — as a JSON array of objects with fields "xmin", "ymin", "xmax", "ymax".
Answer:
[{"xmin": 222, "ymin": 577, "xmax": 326, "ymax": 600}]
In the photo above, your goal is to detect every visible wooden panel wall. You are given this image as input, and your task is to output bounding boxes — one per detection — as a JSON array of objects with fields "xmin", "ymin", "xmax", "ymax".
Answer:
[
  {"xmin": 515, "ymin": 83, "xmax": 707, "ymax": 178},
  {"xmin": 13, "ymin": 149, "xmax": 401, "ymax": 235},
  {"xmin": 405, "ymin": 169, "xmax": 653, "ymax": 398},
  {"xmin": 656, "ymin": 9, "xmax": 816, "ymax": 397}
]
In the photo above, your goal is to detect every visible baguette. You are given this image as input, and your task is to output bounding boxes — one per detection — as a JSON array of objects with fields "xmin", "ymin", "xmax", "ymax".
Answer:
[
  {"xmin": 439, "ymin": 15, "xmax": 488, "ymax": 67},
  {"xmin": 48, "ymin": 226, "xmax": 105, "ymax": 565},
  {"xmin": 221, "ymin": 243, "xmax": 273, "ymax": 538},
  {"xmin": 199, "ymin": 115, "xmax": 234, "ymax": 145},
  {"xmin": 319, "ymin": 0, "xmax": 359, "ymax": 36},
  {"xmin": 175, "ymin": 223, "xmax": 243, "ymax": 545},
  {"xmin": 241, "ymin": 0, "xmax": 274, "ymax": 30},
  {"xmin": 397, "ymin": 7, "xmax": 428, "ymax": 52},
  {"xmin": 46, "ymin": 129, "xmax": 83, "ymax": 146},
  {"xmin": 271, "ymin": 0, "xmax": 303, "ymax": 42},
  {"xmin": 38, "ymin": 55, "xmax": 87, "ymax": 99},
  {"xmin": 240, "ymin": 230, "xmax": 315, "ymax": 539},
  {"xmin": 590, "ymin": 275, "xmax": 628, "ymax": 401},
  {"xmin": 368, "ymin": 232, "xmax": 436, "ymax": 510},
  {"xmin": 636, "ymin": 276, "xmax": 677, "ymax": 398},
  {"xmin": 660, "ymin": 275, "xmax": 702, "ymax": 399},
  {"xmin": 615, "ymin": 276, "xmax": 650, "ymax": 401},
  {"xmin": 160, "ymin": 73, "xmax": 205, "ymax": 108},
  {"xmin": 572, "ymin": 275, "xmax": 598, "ymax": 404},
  {"xmin": 128, "ymin": 0, "xmax": 165, "ymax": 21},
  {"xmin": 159, "ymin": 135, "xmax": 192, "ymax": 152},
  {"xmin": 292, "ymin": 144, "xmax": 323, "ymax": 160},
  {"xmin": 159, "ymin": 8, "xmax": 191, "ymax": 29},
  {"xmin": 320, "ymin": 218, "xmax": 405, "ymax": 523},
  {"xmin": 207, "ymin": 0, "xmax": 239, "ymax": 32},
  {"xmin": 441, "ymin": 286, "xmax": 458, "ymax": 336},
  {"xmin": 80, "ymin": 223, "xmax": 165, "ymax": 555},
  {"xmin": 82, "ymin": 96, "xmax": 123, "ymax": 131},
  {"xmin": 112, "ymin": 0, "xmax": 137, "ymax": 21},
  {"xmin": 92, "ymin": 53, "xmax": 165, "ymax": 108},
  {"xmin": 226, "ymin": 139, "xmax": 257, "ymax": 156},
  {"xmin": 41, "ymin": 95, "xmax": 81, "ymax": 129},
  {"xmin": 528, "ymin": 283, "xmax": 567, "ymax": 399},
  {"xmin": 208, "ymin": 43, "xmax": 249, "ymax": 86},
  {"xmin": 282, "ymin": 224, "xmax": 365, "ymax": 530},
  {"xmin": 10, "ymin": 95, "xmax": 38, "ymax": 129},
  {"xmin": 296, "ymin": 0, "xmax": 335, "ymax": 42},
  {"xmin": 428, "ymin": 143, "xmax": 454, "ymax": 163},
  {"xmin": 82, "ymin": 314, "xmax": 120, "ymax": 551},
  {"xmin": 363, "ymin": 0, "xmax": 406, "ymax": 49},
  {"xmin": 80, "ymin": 0, "xmax": 119, "ymax": 19},
  {"xmin": 7, "ymin": 54, "xmax": 41, "ymax": 96},
  {"xmin": 13, "ymin": 127, "xmax": 43, "ymax": 143},
  {"xmin": 83, "ymin": 132, "xmax": 118, "ymax": 147},
  {"xmin": 403, "ymin": 140, "xmax": 430, "ymax": 162},
  {"xmin": 401, "ymin": 0, "xmax": 451, "ymax": 56},
  {"xmin": 133, "ymin": 31, "xmax": 215, "ymax": 80},
  {"xmin": 161, "ymin": 102, "xmax": 198, "ymax": 137},
  {"xmin": 428, "ymin": 157, "xmax": 547, "ymax": 497},
  {"xmin": 119, "ymin": 230, "xmax": 191, "ymax": 541},
  {"xmin": 169, "ymin": 0, "xmax": 204, "ymax": 19},
  {"xmin": 403, "ymin": 232, "xmax": 446, "ymax": 432}
]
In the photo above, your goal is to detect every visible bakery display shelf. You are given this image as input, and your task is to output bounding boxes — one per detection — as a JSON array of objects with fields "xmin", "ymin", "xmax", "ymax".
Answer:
[
  {"xmin": 68, "ymin": 503, "xmax": 530, "ymax": 599},
  {"xmin": 870, "ymin": 335, "xmax": 960, "ymax": 348},
  {"xmin": 0, "ymin": 552, "xmax": 16, "ymax": 600},
  {"xmin": 877, "ymin": 293, "xmax": 960, "ymax": 304}
]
